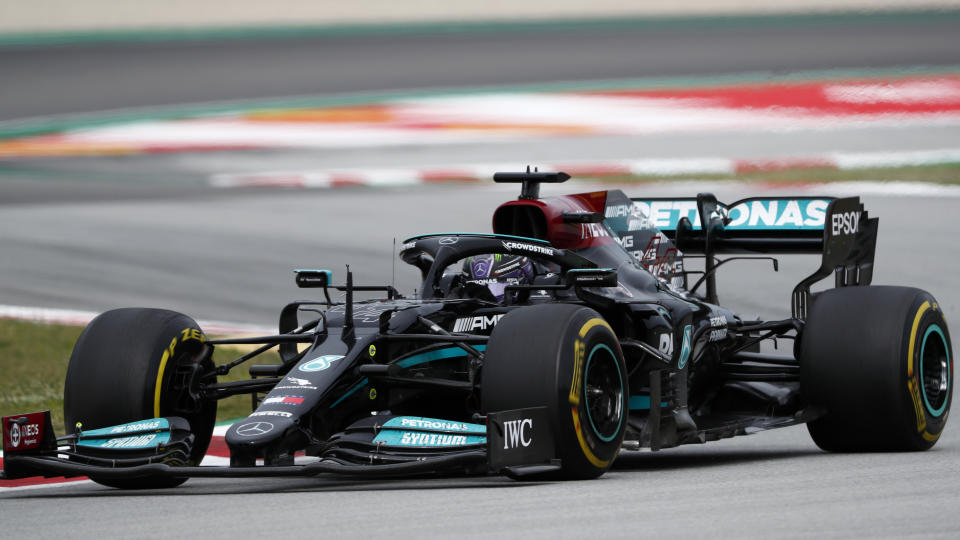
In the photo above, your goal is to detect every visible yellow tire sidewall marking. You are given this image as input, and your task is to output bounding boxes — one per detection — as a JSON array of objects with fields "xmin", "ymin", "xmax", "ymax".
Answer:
[
  {"xmin": 154, "ymin": 337, "xmax": 178, "ymax": 418},
  {"xmin": 153, "ymin": 328, "xmax": 206, "ymax": 418},
  {"xmin": 569, "ymin": 317, "xmax": 616, "ymax": 469},
  {"xmin": 907, "ymin": 301, "xmax": 931, "ymax": 377},
  {"xmin": 579, "ymin": 317, "xmax": 613, "ymax": 339},
  {"xmin": 905, "ymin": 300, "xmax": 946, "ymax": 442}
]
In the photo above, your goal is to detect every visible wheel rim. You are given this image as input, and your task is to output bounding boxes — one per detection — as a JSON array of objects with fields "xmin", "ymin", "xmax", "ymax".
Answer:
[
  {"xmin": 920, "ymin": 324, "xmax": 951, "ymax": 418},
  {"xmin": 583, "ymin": 344, "xmax": 624, "ymax": 442}
]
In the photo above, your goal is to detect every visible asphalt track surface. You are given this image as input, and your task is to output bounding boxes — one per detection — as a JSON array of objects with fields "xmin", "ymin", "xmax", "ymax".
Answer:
[
  {"xmin": 2, "ymin": 15, "xmax": 960, "ymax": 539},
  {"xmin": 2, "ymin": 183, "xmax": 958, "ymax": 540},
  {"xmin": 1, "ymin": 13, "xmax": 960, "ymax": 121}
]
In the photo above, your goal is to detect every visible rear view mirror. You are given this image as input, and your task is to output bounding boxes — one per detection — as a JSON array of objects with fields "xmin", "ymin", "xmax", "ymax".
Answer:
[{"xmin": 294, "ymin": 269, "xmax": 332, "ymax": 288}]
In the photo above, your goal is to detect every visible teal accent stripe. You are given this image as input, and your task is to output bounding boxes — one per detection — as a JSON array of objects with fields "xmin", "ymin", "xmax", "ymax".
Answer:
[
  {"xmin": 78, "ymin": 418, "xmax": 169, "ymax": 438},
  {"xmin": 329, "ymin": 377, "xmax": 369, "ymax": 408},
  {"xmin": 330, "ymin": 345, "xmax": 486, "ymax": 408},
  {"xmin": 76, "ymin": 432, "xmax": 171, "ymax": 449},
  {"xmin": 397, "ymin": 344, "xmax": 486, "ymax": 368},
  {"xmin": 584, "ymin": 343, "xmax": 623, "ymax": 443},
  {"xmin": 920, "ymin": 324, "xmax": 951, "ymax": 418},
  {"xmin": 382, "ymin": 416, "xmax": 487, "ymax": 435},
  {"xmin": 402, "ymin": 233, "xmax": 550, "ymax": 245},
  {"xmin": 629, "ymin": 395, "xmax": 668, "ymax": 410}
]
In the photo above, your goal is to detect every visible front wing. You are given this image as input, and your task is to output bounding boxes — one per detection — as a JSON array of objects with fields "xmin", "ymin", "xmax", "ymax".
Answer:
[{"xmin": 1, "ymin": 409, "xmax": 558, "ymax": 482}]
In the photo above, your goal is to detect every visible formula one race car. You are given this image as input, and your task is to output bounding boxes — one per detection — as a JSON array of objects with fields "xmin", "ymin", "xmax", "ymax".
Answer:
[{"xmin": 2, "ymin": 171, "xmax": 953, "ymax": 488}]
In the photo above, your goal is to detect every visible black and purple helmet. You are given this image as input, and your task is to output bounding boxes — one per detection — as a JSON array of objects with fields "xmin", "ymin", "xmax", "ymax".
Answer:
[{"xmin": 463, "ymin": 254, "xmax": 536, "ymax": 300}]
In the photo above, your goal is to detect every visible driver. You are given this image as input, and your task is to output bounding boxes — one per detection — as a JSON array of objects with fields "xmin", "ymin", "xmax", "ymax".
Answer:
[{"xmin": 462, "ymin": 253, "xmax": 536, "ymax": 301}]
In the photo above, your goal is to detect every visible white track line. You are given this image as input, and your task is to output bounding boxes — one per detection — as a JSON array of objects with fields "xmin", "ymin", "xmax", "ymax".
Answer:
[
  {"xmin": 208, "ymin": 148, "xmax": 960, "ymax": 189},
  {"xmin": 0, "ymin": 305, "xmax": 274, "ymax": 336}
]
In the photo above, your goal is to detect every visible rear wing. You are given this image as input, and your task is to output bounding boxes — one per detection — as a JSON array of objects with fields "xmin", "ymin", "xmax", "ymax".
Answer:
[{"xmin": 629, "ymin": 194, "xmax": 878, "ymax": 319}]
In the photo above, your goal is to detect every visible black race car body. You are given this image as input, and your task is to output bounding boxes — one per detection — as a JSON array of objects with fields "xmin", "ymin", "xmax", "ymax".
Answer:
[{"xmin": 2, "ymin": 171, "xmax": 952, "ymax": 486}]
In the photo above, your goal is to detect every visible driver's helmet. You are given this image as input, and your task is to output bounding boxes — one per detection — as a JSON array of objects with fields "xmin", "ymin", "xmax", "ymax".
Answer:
[{"xmin": 463, "ymin": 253, "xmax": 536, "ymax": 300}]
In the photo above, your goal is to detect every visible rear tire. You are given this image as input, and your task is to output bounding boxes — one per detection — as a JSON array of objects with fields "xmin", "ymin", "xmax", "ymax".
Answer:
[
  {"xmin": 800, "ymin": 286, "xmax": 952, "ymax": 451},
  {"xmin": 64, "ymin": 308, "xmax": 216, "ymax": 488},
  {"xmin": 483, "ymin": 304, "xmax": 628, "ymax": 479}
]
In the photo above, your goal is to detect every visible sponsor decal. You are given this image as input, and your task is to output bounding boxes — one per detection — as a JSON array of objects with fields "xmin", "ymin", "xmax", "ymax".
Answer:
[
  {"xmin": 471, "ymin": 257, "xmax": 492, "ymax": 276},
  {"xmin": 299, "ymin": 354, "xmax": 344, "ymax": 372},
  {"xmin": 579, "ymin": 222, "xmax": 609, "ymax": 240},
  {"xmin": 502, "ymin": 418, "xmax": 533, "ymax": 449},
  {"xmin": 180, "ymin": 327, "xmax": 206, "ymax": 343},
  {"xmin": 263, "ymin": 396, "xmax": 305, "ymax": 406},
  {"xmin": 909, "ymin": 376, "xmax": 927, "ymax": 432},
  {"xmin": 628, "ymin": 217, "xmax": 654, "ymax": 231},
  {"xmin": 605, "ymin": 204, "xmax": 633, "ymax": 218},
  {"xmin": 99, "ymin": 433, "xmax": 158, "ymax": 449},
  {"xmin": 831, "ymin": 210, "xmax": 861, "ymax": 236},
  {"xmin": 439, "ymin": 237, "xmax": 459, "ymax": 245},
  {"xmin": 3, "ymin": 413, "xmax": 46, "ymax": 451},
  {"xmin": 453, "ymin": 313, "xmax": 505, "ymax": 332},
  {"xmin": 383, "ymin": 416, "xmax": 486, "ymax": 434},
  {"xmin": 11, "ymin": 422, "xmax": 41, "ymax": 447},
  {"xmin": 501, "ymin": 240, "xmax": 555, "ymax": 257},
  {"xmin": 571, "ymin": 272, "xmax": 613, "ymax": 284},
  {"xmin": 235, "ymin": 421, "xmax": 274, "ymax": 437},
  {"xmin": 570, "ymin": 339, "xmax": 585, "ymax": 406},
  {"xmin": 466, "ymin": 277, "xmax": 518, "ymax": 286},
  {"xmin": 400, "ymin": 418, "xmax": 467, "ymax": 431},
  {"xmin": 493, "ymin": 259, "xmax": 523, "ymax": 275},
  {"xmin": 659, "ymin": 332, "xmax": 674, "ymax": 357},
  {"xmin": 633, "ymin": 199, "xmax": 830, "ymax": 230},
  {"xmin": 678, "ymin": 325, "xmax": 693, "ymax": 369},
  {"xmin": 718, "ymin": 200, "xmax": 829, "ymax": 230},
  {"xmin": 708, "ymin": 316, "xmax": 728, "ymax": 342},
  {"xmin": 488, "ymin": 407, "xmax": 554, "ymax": 470},
  {"xmin": 619, "ymin": 233, "xmax": 682, "ymax": 281},
  {"xmin": 400, "ymin": 242, "xmax": 416, "ymax": 252},
  {"xmin": 327, "ymin": 301, "xmax": 424, "ymax": 323},
  {"xmin": 274, "ymin": 385, "xmax": 318, "ymax": 390},
  {"xmin": 110, "ymin": 420, "xmax": 162, "ymax": 434},
  {"xmin": 400, "ymin": 432, "xmax": 467, "ymax": 446},
  {"xmin": 9, "ymin": 423, "xmax": 20, "ymax": 447},
  {"xmin": 373, "ymin": 430, "xmax": 486, "ymax": 447},
  {"xmin": 249, "ymin": 410, "xmax": 293, "ymax": 418}
]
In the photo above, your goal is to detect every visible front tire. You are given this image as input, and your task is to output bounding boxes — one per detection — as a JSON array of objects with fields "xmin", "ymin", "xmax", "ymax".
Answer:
[
  {"xmin": 800, "ymin": 286, "xmax": 952, "ymax": 451},
  {"xmin": 64, "ymin": 308, "xmax": 216, "ymax": 488},
  {"xmin": 482, "ymin": 304, "xmax": 628, "ymax": 479}
]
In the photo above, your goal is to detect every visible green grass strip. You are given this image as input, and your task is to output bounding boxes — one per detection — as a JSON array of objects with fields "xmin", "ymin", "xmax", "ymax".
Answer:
[{"xmin": 0, "ymin": 318, "xmax": 272, "ymax": 431}]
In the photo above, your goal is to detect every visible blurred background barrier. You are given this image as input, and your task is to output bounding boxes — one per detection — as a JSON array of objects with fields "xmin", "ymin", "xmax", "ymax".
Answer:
[{"xmin": 3, "ymin": 0, "xmax": 960, "ymax": 34}]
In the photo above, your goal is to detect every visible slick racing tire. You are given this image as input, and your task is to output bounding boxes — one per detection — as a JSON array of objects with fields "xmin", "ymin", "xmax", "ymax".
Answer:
[
  {"xmin": 800, "ymin": 286, "xmax": 952, "ymax": 451},
  {"xmin": 483, "ymin": 304, "xmax": 628, "ymax": 479},
  {"xmin": 64, "ymin": 308, "xmax": 216, "ymax": 489}
]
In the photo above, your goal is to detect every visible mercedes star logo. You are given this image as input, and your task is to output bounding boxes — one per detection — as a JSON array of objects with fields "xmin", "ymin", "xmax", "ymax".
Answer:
[
  {"xmin": 439, "ymin": 237, "xmax": 459, "ymax": 245},
  {"xmin": 235, "ymin": 421, "xmax": 274, "ymax": 437}
]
